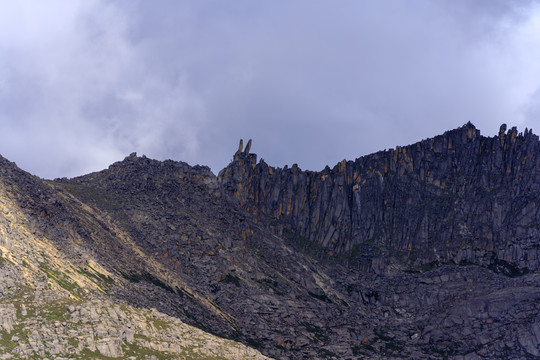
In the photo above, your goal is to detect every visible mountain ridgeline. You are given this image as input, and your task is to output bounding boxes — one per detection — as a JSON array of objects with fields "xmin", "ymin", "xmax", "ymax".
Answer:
[
  {"xmin": 1, "ymin": 122, "xmax": 540, "ymax": 359},
  {"xmin": 219, "ymin": 123, "xmax": 540, "ymax": 275}
]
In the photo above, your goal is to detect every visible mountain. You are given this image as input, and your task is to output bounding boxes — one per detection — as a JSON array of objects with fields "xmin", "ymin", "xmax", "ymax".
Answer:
[
  {"xmin": 0, "ymin": 152, "xmax": 271, "ymax": 359},
  {"xmin": 0, "ymin": 123, "xmax": 539, "ymax": 359}
]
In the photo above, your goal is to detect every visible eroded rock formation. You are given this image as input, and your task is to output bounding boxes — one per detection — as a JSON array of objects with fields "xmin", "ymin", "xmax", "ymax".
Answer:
[{"xmin": 219, "ymin": 123, "xmax": 540, "ymax": 275}]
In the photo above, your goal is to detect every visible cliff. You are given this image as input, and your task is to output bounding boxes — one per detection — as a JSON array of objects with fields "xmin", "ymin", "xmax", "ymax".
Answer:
[{"xmin": 219, "ymin": 123, "xmax": 540, "ymax": 274}]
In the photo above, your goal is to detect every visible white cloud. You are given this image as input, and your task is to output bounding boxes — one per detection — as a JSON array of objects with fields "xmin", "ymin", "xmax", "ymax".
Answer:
[{"xmin": 0, "ymin": 0, "xmax": 205, "ymax": 178}]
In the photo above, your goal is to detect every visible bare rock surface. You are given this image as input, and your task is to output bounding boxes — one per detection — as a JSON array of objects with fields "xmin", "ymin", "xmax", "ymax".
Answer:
[
  {"xmin": 0, "ymin": 123, "xmax": 539, "ymax": 359},
  {"xmin": 0, "ymin": 156, "xmax": 271, "ymax": 359},
  {"xmin": 219, "ymin": 123, "xmax": 540, "ymax": 275}
]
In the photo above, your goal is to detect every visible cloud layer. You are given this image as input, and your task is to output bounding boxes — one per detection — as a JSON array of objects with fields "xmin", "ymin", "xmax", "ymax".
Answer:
[{"xmin": 0, "ymin": 0, "xmax": 539, "ymax": 178}]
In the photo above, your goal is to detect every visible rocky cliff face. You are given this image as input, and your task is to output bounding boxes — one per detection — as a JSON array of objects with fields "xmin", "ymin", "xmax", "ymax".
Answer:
[
  {"xmin": 1, "ymin": 123, "xmax": 540, "ymax": 359},
  {"xmin": 219, "ymin": 123, "xmax": 540, "ymax": 275}
]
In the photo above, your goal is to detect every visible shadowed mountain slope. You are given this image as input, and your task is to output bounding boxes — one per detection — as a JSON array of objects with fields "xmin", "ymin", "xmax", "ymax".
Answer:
[{"xmin": 0, "ymin": 154, "xmax": 271, "ymax": 359}]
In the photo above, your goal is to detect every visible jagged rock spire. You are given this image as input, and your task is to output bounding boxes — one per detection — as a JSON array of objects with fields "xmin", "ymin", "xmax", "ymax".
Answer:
[
  {"xmin": 235, "ymin": 139, "xmax": 253, "ymax": 156},
  {"xmin": 499, "ymin": 123, "xmax": 507, "ymax": 137},
  {"xmin": 237, "ymin": 139, "xmax": 244, "ymax": 154}
]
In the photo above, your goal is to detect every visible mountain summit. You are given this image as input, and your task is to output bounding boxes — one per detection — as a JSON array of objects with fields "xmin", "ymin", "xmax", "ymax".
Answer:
[{"xmin": 1, "ymin": 123, "xmax": 539, "ymax": 359}]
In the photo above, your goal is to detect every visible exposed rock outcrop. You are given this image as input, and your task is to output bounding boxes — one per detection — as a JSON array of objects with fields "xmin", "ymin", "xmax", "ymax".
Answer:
[{"xmin": 219, "ymin": 123, "xmax": 540, "ymax": 275}]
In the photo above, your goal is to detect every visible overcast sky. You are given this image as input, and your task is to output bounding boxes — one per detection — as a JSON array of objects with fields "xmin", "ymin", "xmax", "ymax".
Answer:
[{"xmin": 1, "ymin": 0, "xmax": 539, "ymax": 179}]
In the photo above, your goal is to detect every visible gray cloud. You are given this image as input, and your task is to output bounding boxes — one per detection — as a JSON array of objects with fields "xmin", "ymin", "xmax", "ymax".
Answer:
[{"xmin": 0, "ymin": 0, "xmax": 539, "ymax": 178}]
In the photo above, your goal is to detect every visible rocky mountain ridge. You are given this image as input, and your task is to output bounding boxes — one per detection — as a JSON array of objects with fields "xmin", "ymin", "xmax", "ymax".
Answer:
[
  {"xmin": 0, "ymin": 153, "xmax": 271, "ymax": 359},
  {"xmin": 0, "ymin": 123, "xmax": 539, "ymax": 359},
  {"xmin": 219, "ymin": 122, "xmax": 540, "ymax": 275}
]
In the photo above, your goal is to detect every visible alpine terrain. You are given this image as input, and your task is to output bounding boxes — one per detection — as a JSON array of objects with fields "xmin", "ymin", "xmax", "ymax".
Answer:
[{"xmin": 0, "ymin": 122, "xmax": 539, "ymax": 359}]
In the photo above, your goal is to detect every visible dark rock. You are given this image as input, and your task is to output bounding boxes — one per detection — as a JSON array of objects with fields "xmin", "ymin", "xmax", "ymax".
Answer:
[
  {"xmin": 1, "ymin": 123, "xmax": 539, "ymax": 359},
  {"xmin": 219, "ymin": 123, "xmax": 540, "ymax": 275}
]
